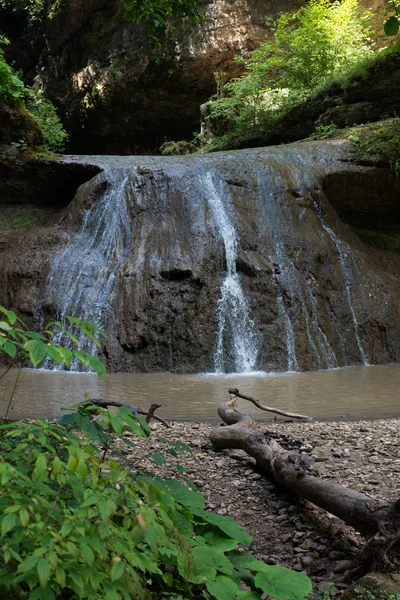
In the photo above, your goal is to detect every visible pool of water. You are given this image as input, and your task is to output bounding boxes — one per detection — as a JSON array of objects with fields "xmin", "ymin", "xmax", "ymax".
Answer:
[{"xmin": 0, "ymin": 364, "xmax": 399, "ymax": 422}]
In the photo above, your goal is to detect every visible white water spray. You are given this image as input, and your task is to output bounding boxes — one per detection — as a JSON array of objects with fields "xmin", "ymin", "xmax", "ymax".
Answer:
[
  {"xmin": 201, "ymin": 172, "xmax": 259, "ymax": 373},
  {"xmin": 42, "ymin": 169, "xmax": 132, "ymax": 369}
]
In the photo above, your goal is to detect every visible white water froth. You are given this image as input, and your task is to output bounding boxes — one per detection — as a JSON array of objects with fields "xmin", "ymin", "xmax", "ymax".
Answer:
[{"xmin": 201, "ymin": 172, "xmax": 259, "ymax": 373}]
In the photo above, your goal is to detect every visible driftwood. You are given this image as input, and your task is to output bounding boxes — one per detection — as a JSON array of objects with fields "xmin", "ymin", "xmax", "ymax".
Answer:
[
  {"xmin": 87, "ymin": 399, "xmax": 169, "ymax": 428},
  {"xmin": 228, "ymin": 388, "xmax": 312, "ymax": 421},
  {"xmin": 210, "ymin": 395, "xmax": 400, "ymax": 570}
]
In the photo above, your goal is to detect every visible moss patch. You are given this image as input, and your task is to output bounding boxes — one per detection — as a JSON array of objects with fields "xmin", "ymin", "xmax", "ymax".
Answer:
[
  {"xmin": 351, "ymin": 226, "xmax": 400, "ymax": 254},
  {"xmin": 0, "ymin": 205, "xmax": 56, "ymax": 239}
]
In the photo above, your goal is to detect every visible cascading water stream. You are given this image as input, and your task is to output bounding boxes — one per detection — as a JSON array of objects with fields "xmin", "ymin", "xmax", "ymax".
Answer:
[
  {"xmin": 41, "ymin": 169, "xmax": 132, "ymax": 369},
  {"xmin": 314, "ymin": 202, "xmax": 369, "ymax": 366},
  {"xmin": 201, "ymin": 172, "xmax": 259, "ymax": 373},
  {"xmin": 253, "ymin": 161, "xmax": 338, "ymax": 371}
]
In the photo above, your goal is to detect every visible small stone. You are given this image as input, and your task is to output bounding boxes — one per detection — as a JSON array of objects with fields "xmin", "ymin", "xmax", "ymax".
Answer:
[
  {"xmin": 311, "ymin": 446, "xmax": 331, "ymax": 462},
  {"xmin": 301, "ymin": 556, "xmax": 314, "ymax": 568},
  {"xmin": 333, "ymin": 560, "xmax": 355, "ymax": 573}
]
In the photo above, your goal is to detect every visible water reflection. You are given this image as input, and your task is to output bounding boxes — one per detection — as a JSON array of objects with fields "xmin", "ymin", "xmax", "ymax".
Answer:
[{"xmin": 0, "ymin": 364, "xmax": 399, "ymax": 422}]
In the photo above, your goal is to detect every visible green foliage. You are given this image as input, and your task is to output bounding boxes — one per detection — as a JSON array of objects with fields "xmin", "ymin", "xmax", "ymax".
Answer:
[
  {"xmin": 0, "ymin": 207, "xmax": 55, "ymax": 240},
  {"xmin": 0, "ymin": 37, "xmax": 24, "ymax": 101},
  {"xmin": 309, "ymin": 123, "xmax": 338, "ymax": 139},
  {"xmin": 123, "ymin": 0, "xmax": 202, "ymax": 28},
  {"xmin": 205, "ymin": 0, "xmax": 375, "ymax": 150},
  {"xmin": 384, "ymin": 15, "xmax": 399, "ymax": 35},
  {"xmin": 0, "ymin": 307, "xmax": 106, "ymax": 374},
  {"xmin": 0, "ymin": 0, "xmax": 61, "ymax": 26},
  {"xmin": 123, "ymin": 0, "xmax": 203, "ymax": 52},
  {"xmin": 384, "ymin": 1, "xmax": 400, "ymax": 36},
  {"xmin": 351, "ymin": 227, "xmax": 400, "ymax": 254},
  {"xmin": 24, "ymin": 89, "xmax": 68, "ymax": 152},
  {"xmin": 0, "ymin": 402, "xmax": 312, "ymax": 599},
  {"xmin": 348, "ymin": 117, "xmax": 400, "ymax": 175},
  {"xmin": 351, "ymin": 588, "xmax": 400, "ymax": 600}
]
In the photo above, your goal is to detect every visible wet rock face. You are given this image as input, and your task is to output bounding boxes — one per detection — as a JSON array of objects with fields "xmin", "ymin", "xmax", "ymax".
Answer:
[{"xmin": 1, "ymin": 141, "xmax": 400, "ymax": 373}]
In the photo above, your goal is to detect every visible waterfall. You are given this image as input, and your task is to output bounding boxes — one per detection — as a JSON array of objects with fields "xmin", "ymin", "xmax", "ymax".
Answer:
[
  {"xmin": 314, "ymin": 202, "xmax": 369, "ymax": 366},
  {"xmin": 254, "ymin": 162, "xmax": 338, "ymax": 371},
  {"xmin": 42, "ymin": 169, "xmax": 132, "ymax": 369},
  {"xmin": 201, "ymin": 172, "xmax": 259, "ymax": 373}
]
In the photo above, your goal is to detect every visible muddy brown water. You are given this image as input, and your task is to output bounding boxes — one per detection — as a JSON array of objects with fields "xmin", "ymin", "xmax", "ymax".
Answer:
[{"xmin": 0, "ymin": 364, "xmax": 399, "ymax": 422}]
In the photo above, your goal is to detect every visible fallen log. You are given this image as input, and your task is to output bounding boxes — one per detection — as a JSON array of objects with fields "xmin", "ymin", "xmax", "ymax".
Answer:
[{"xmin": 210, "ymin": 395, "xmax": 400, "ymax": 571}]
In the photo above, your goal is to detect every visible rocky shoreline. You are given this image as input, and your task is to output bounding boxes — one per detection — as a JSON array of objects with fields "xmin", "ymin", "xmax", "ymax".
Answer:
[{"xmin": 122, "ymin": 417, "xmax": 400, "ymax": 595}]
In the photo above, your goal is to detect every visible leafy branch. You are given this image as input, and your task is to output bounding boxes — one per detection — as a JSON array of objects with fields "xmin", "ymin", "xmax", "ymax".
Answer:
[{"xmin": 0, "ymin": 306, "xmax": 107, "ymax": 375}]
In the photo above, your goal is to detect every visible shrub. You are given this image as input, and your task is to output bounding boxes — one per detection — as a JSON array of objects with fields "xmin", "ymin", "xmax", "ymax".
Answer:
[
  {"xmin": 0, "ymin": 37, "xmax": 24, "ymax": 101},
  {"xmin": 24, "ymin": 89, "xmax": 68, "ymax": 152},
  {"xmin": 0, "ymin": 306, "xmax": 106, "ymax": 375},
  {"xmin": 205, "ymin": 0, "xmax": 375, "ymax": 149},
  {"xmin": 0, "ymin": 401, "xmax": 313, "ymax": 600}
]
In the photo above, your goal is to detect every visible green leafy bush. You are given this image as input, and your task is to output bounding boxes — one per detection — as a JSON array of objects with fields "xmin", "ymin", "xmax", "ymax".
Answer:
[
  {"xmin": 24, "ymin": 89, "xmax": 68, "ymax": 152},
  {"xmin": 204, "ymin": 0, "xmax": 375, "ymax": 150},
  {"xmin": 0, "ymin": 37, "xmax": 24, "ymax": 101},
  {"xmin": 0, "ymin": 403, "xmax": 313, "ymax": 600},
  {"xmin": 309, "ymin": 123, "xmax": 338, "ymax": 139},
  {"xmin": 0, "ymin": 306, "xmax": 106, "ymax": 374}
]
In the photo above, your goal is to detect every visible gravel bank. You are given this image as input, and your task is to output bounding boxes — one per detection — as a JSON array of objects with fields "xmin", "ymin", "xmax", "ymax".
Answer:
[{"xmin": 121, "ymin": 417, "xmax": 400, "ymax": 593}]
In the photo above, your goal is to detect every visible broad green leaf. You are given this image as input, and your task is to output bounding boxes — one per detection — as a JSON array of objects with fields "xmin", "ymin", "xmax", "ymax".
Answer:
[
  {"xmin": 384, "ymin": 16, "xmax": 399, "ymax": 36},
  {"xmin": 55, "ymin": 566, "xmax": 66, "ymax": 587},
  {"xmin": 191, "ymin": 507, "xmax": 252, "ymax": 546},
  {"xmin": 252, "ymin": 563, "xmax": 312, "ymax": 600},
  {"xmin": 37, "ymin": 557, "xmax": 50, "ymax": 588},
  {"xmin": 1, "ymin": 513, "xmax": 17, "ymax": 535},
  {"xmin": 32, "ymin": 454, "xmax": 47, "ymax": 481},
  {"xmin": 179, "ymin": 545, "xmax": 232, "ymax": 583},
  {"xmin": 176, "ymin": 464, "xmax": 189, "ymax": 473},
  {"xmin": 45, "ymin": 345, "xmax": 63, "ymax": 364},
  {"xmin": 24, "ymin": 339, "xmax": 48, "ymax": 366},
  {"xmin": 206, "ymin": 575, "xmax": 240, "ymax": 600},
  {"xmin": 151, "ymin": 452, "xmax": 166, "ymax": 465},
  {"xmin": 58, "ymin": 346, "xmax": 73, "ymax": 369},
  {"xmin": 111, "ymin": 560, "xmax": 124, "ymax": 582},
  {"xmin": 156, "ymin": 478, "xmax": 205, "ymax": 509},
  {"xmin": 80, "ymin": 543, "xmax": 95, "ymax": 566},
  {"xmin": 204, "ymin": 527, "xmax": 239, "ymax": 552},
  {"xmin": 3, "ymin": 341, "xmax": 17, "ymax": 358},
  {"xmin": 110, "ymin": 413, "xmax": 123, "ymax": 435},
  {"xmin": 18, "ymin": 555, "xmax": 39, "ymax": 573},
  {"xmin": 173, "ymin": 511, "xmax": 193, "ymax": 538},
  {"xmin": 52, "ymin": 456, "xmax": 62, "ymax": 475},
  {"xmin": 19, "ymin": 508, "xmax": 29, "ymax": 527}
]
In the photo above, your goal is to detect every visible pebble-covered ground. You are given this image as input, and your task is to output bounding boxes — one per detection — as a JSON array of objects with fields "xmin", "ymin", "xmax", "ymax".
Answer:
[{"xmin": 117, "ymin": 417, "xmax": 400, "ymax": 594}]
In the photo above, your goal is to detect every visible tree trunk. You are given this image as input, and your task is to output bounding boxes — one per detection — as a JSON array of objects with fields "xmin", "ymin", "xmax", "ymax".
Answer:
[{"xmin": 210, "ymin": 397, "xmax": 400, "ymax": 571}]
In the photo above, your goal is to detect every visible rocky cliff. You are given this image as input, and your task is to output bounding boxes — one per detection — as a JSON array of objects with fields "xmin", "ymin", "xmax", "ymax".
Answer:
[
  {"xmin": 2, "ymin": 0, "xmax": 302, "ymax": 154},
  {"xmin": 1, "ymin": 140, "xmax": 399, "ymax": 373}
]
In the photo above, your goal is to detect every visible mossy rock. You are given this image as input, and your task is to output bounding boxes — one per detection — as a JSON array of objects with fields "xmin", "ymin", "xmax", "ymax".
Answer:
[
  {"xmin": 159, "ymin": 141, "xmax": 197, "ymax": 155},
  {"xmin": 342, "ymin": 573, "xmax": 400, "ymax": 599},
  {"xmin": 0, "ymin": 99, "xmax": 44, "ymax": 148}
]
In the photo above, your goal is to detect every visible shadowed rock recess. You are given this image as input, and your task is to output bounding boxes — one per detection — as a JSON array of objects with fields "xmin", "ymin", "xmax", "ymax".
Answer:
[{"xmin": 0, "ymin": 140, "xmax": 400, "ymax": 373}]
